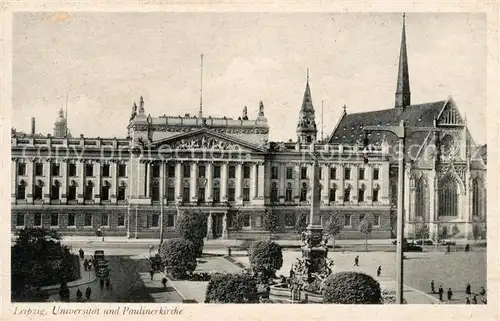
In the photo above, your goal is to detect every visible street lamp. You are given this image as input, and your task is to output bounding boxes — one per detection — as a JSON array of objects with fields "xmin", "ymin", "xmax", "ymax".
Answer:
[{"xmin": 363, "ymin": 120, "xmax": 440, "ymax": 304}]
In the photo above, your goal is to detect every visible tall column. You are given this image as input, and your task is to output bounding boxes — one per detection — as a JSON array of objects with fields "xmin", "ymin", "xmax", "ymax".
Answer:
[
  {"xmin": 295, "ymin": 164, "xmax": 301, "ymax": 204},
  {"xmin": 206, "ymin": 214, "xmax": 213, "ymax": 240},
  {"xmin": 95, "ymin": 161, "xmax": 101, "ymax": 204},
  {"xmin": 257, "ymin": 162, "xmax": 265, "ymax": 201},
  {"xmin": 60, "ymin": 160, "xmax": 68, "ymax": 203},
  {"xmin": 279, "ymin": 163, "xmax": 285, "ymax": 204},
  {"xmin": 222, "ymin": 213, "xmax": 228, "ymax": 239},
  {"xmin": 111, "ymin": 161, "xmax": 118, "ymax": 203},
  {"xmin": 236, "ymin": 162, "xmax": 243, "ymax": 204},
  {"xmin": 381, "ymin": 162, "xmax": 390, "ymax": 205},
  {"xmin": 190, "ymin": 162, "xmax": 199, "ymax": 202},
  {"xmin": 206, "ymin": 162, "xmax": 213, "ymax": 202},
  {"xmin": 251, "ymin": 163, "xmax": 258, "ymax": 200},
  {"xmin": 145, "ymin": 162, "xmax": 151, "ymax": 199},
  {"xmin": 175, "ymin": 162, "xmax": 182, "ymax": 203},
  {"xmin": 26, "ymin": 160, "xmax": 34, "ymax": 203},
  {"xmin": 257, "ymin": 163, "xmax": 266, "ymax": 200},
  {"xmin": 11, "ymin": 159, "xmax": 17, "ymax": 203},
  {"xmin": 352, "ymin": 165, "xmax": 359, "ymax": 204},
  {"xmin": 366, "ymin": 164, "xmax": 373, "ymax": 205},
  {"xmin": 322, "ymin": 164, "xmax": 329, "ymax": 205},
  {"xmin": 338, "ymin": 164, "xmax": 345, "ymax": 204},
  {"xmin": 78, "ymin": 161, "xmax": 85, "ymax": 203},
  {"xmin": 43, "ymin": 159, "xmax": 51, "ymax": 203},
  {"xmin": 221, "ymin": 162, "xmax": 228, "ymax": 202}
]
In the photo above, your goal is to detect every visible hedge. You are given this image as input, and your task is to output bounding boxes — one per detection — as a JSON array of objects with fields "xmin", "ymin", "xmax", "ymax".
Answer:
[
  {"xmin": 159, "ymin": 238, "xmax": 197, "ymax": 279},
  {"xmin": 205, "ymin": 273, "xmax": 258, "ymax": 303},
  {"xmin": 248, "ymin": 241, "xmax": 283, "ymax": 280},
  {"xmin": 323, "ymin": 271, "xmax": 382, "ymax": 304}
]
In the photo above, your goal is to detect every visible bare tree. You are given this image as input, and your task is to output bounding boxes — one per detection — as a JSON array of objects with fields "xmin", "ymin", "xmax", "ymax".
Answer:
[
  {"xmin": 358, "ymin": 216, "xmax": 373, "ymax": 252},
  {"xmin": 323, "ymin": 213, "xmax": 343, "ymax": 249}
]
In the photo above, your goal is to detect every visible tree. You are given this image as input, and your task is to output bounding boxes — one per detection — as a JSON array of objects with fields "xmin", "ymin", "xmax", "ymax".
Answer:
[
  {"xmin": 159, "ymin": 238, "xmax": 197, "ymax": 279},
  {"xmin": 231, "ymin": 209, "xmax": 245, "ymax": 233},
  {"xmin": 175, "ymin": 210, "xmax": 207, "ymax": 257},
  {"xmin": 262, "ymin": 209, "xmax": 279, "ymax": 239},
  {"xmin": 358, "ymin": 216, "xmax": 373, "ymax": 252},
  {"xmin": 323, "ymin": 272, "xmax": 382, "ymax": 304},
  {"xmin": 415, "ymin": 222, "xmax": 429, "ymax": 241},
  {"xmin": 205, "ymin": 273, "xmax": 258, "ymax": 303},
  {"xmin": 248, "ymin": 241, "xmax": 283, "ymax": 280},
  {"xmin": 323, "ymin": 214, "xmax": 343, "ymax": 248},
  {"xmin": 295, "ymin": 211, "xmax": 308, "ymax": 234}
]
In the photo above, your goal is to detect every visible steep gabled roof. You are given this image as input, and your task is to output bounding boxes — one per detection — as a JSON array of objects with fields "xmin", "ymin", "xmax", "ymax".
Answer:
[{"xmin": 328, "ymin": 100, "xmax": 446, "ymax": 159}]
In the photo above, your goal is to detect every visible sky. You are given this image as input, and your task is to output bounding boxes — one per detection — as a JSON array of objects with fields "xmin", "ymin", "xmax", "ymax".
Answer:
[{"xmin": 12, "ymin": 12, "xmax": 486, "ymax": 143}]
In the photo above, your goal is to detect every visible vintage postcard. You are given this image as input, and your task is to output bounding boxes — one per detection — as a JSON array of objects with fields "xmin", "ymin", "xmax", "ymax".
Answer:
[{"xmin": 1, "ymin": 2, "xmax": 498, "ymax": 321}]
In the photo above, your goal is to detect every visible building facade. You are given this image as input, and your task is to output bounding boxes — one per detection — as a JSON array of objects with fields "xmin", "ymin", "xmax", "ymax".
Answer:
[{"xmin": 11, "ymin": 17, "xmax": 486, "ymax": 240}]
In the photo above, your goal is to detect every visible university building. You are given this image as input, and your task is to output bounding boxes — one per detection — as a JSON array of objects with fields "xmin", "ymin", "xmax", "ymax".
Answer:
[{"xmin": 11, "ymin": 17, "xmax": 486, "ymax": 240}]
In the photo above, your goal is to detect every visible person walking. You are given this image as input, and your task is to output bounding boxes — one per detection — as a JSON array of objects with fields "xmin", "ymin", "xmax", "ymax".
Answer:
[
  {"xmin": 85, "ymin": 286, "xmax": 91, "ymax": 301},
  {"xmin": 438, "ymin": 285, "xmax": 444, "ymax": 301},
  {"xmin": 446, "ymin": 244, "xmax": 451, "ymax": 254},
  {"xmin": 99, "ymin": 278, "xmax": 104, "ymax": 289},
  {"xmin": 150, "ymin": 269, "xmax": 155, "ymax": 281},
  {"xmin": 447, "ymin": 288, "xmax": 453, "ymax": 301},
  {"xmin": 105, "ymin": 279, "xmax": 111, "ymax": 290},
  {"xmin": 354, "ymin": 256, "xmax": 359, "ymax": 267},
  {"xmin": 431, "ymin": 280, "xmax": 435, "ymax": 294},
  {"xmin": 76, "ymin": 288, "xmax": 83, "ymax": 302},
  {"xmin": 162, "ymin": 277, "xmax": 167, "ymax": 288},
  {"xmin": 472, "ymin": 294, "xmax": 478, "ymax": 304},
  {"xmin": 466, "ymin": 297, "xmax": 470, "ymax": 304},
  {"xmin": 377, "ymin": 266, "xmax": 382, "ymax": 277},
  {"xmin": 465, "ymin": 283, "xmax": 471, "ymax": 295},
  {"xmin": 480, "ymin": 287, "xmax": 486, "ymax": 296},
  {"xmin": 79, "ymin": 248, "xmax": 84, "ymax": 259}
]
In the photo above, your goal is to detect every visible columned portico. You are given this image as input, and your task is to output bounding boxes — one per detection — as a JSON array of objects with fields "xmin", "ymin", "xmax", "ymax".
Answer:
[
  {"xmin": 221, "ymin": 162, "xmax": 228, "ymax": 202},
  {"xmin": 235, "ymin": 162, "xmax": 243, "ymax": 205},
  {"xmin": 190, "ymin": 162, "xmax": 199, "ymax": 202},
  {"xmin": 175, "ymin": 162, "xmax": 182, "ymax": 203},
  {"xmin": 206, "ymin": 162, "xmax": 213, "ymax": 202}
]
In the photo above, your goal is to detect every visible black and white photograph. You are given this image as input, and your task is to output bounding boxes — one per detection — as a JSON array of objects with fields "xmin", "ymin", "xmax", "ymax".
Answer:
[{"xmin": 2, "ymin": 5, "xmax": 498, "ymax": 320}]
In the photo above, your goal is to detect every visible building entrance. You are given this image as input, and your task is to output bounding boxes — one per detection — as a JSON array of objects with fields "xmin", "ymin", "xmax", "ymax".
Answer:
[{"xmin": 211, "ymin": 213, "xmax": 224, "ymax": 239}]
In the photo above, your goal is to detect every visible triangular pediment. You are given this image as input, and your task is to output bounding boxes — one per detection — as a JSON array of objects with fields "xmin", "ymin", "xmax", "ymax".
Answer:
[
  {"xmin": 148, "ymin": 129, "xmax": 266, "ymax": 152},
  {"xmin": 437, "ymin": 97, "xmax": 464, "ymax": 126}
]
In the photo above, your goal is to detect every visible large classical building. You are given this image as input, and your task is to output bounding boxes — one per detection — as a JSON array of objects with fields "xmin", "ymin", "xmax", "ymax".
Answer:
[{"xmin": 11, "ymin": 17, "xmax": 486, "ymax": 240}]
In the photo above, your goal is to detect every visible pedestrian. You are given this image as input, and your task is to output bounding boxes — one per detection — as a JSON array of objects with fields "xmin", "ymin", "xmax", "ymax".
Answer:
[
  {"xmin": 466, "ymin": 283, "xmax": 471, "ymax": 295},
  {"xmin": 79, "ymin": 248, "xmax": 84, "ymax": 259},
  {"xmin": 377, "ymin": 266, "xmax": 382, "ymax": 277},
  {"xmin": 465, "ymin": 244, "xmax": 470, "ymax": 252},
  {"xmin": 446, "ymin": 244, "xmax": 450, "ymax": 254},
  {"xmin": 447, "ymin": 288, "xmax": 453, "ymax": 300},
  {"xmin": 480, "ymin": 287, "xmax": 486, "ymax": 296},
  {"xmin": 150, "ymin": 269, "xmax": 155, "ymax": 281},
  {"xmin": 76, "ymin": 288, "xmax": 83, "ymax": 302},
  {"xmin": 466, "ymin": 297, "xmax": 470, "ymax": 304},
  {"xmin": 431, "ymin": 280, "xmax": 435, "ymax": 294},
  {"xmin": 472, "ymin": 294, "xmax": 478, "ymax": 304},
  {"xmin": 83, "ymin": 259, "xmax": 88, "ymax": 271},
  {"xmin": 354, "ymin": 256, "xmax": 359, "ymax": 267},
  {"xmin": 162, "ymin": 277, "xmax": 167, "ymax": 288},
  {"xmin": 99, "ymin": 279, "xmax": 104, "ymax": 289},
  {"xmin": 85, "ymin": 286, "xmax": 91, "ymax": 301},
  {"xmin": 105, "ymin": 279, "xmax": 110, "ymax": 290},
  {"xmin": 438, "ymin": 285, "xmax": 444, "ymax": 301}
]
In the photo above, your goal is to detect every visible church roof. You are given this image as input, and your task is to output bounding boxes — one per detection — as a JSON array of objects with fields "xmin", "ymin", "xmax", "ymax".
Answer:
[{"xmin": 328, "ymin": 100, "xmax": 446, "ymax": 159}]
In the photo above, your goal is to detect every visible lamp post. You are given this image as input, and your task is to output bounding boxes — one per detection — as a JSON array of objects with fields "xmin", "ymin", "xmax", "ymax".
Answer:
[{"xmin": 363, "ymin": 120, "xmax": 440, "ymax": 304}]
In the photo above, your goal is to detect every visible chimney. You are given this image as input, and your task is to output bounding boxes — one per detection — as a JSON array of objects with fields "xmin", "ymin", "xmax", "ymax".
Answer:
[{"xmin": 31, "ymin": 117, "xmax": 35, "ymax": 135}]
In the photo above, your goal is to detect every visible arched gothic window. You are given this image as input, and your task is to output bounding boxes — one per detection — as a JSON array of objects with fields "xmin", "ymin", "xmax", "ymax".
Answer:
[
  {"xmin": 438, "ymin": 175, "xmax": 458, "ymax": 217},
  {"xmin": 472, "ymin": 178, "xmax": 484, "ymax": 217},
  {"xmin": 415, "ymin": 176, "xmax": 429, "ymax": 219}
]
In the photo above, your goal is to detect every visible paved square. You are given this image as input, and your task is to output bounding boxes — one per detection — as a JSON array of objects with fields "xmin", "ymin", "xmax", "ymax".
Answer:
[{"xmin": 235, "ymin": 250, "xmax": 486, "ymax": 304}]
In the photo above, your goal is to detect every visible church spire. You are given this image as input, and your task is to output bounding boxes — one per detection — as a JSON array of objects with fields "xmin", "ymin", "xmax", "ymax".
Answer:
[
  {"xmin": 296, "ymin": 69, "xmax": 317, "ymax": 143},
  {"xmin": 395, "ymin": 13, "xmax": 411, "ymax": 108}
]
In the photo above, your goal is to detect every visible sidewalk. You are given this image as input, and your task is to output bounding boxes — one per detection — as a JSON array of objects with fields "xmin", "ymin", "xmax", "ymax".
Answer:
[
  {"xmin": 139, "ymin": 254, "xmax": 185, "ymax": 303},
  {"xmin": 43, "ymin": 254, "xmax": 96, "ymax": 291},
  {"xmin": 379, "ymin": 281, "xmax": 441, "ymax": 304}
]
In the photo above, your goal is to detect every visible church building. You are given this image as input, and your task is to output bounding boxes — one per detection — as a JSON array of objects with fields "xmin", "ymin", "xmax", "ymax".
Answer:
[{"xmin": 11, "ymin": 16, "xmax": 486, "ymax": 240}]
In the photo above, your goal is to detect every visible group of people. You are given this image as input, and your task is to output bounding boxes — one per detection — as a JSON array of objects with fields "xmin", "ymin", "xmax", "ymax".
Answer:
[
  {"xmin": 74, "ymin": 286, "xmax": 92, "ymax": 302},
  {"xmin": 431, "ymin": 280, "xmax": 486, "ymax": 304}
]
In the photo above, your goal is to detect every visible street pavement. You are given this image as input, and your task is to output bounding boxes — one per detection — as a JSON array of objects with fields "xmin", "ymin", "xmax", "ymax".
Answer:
[{"xmin": 48, "ymin": 255, "xmax": 182, "ymax": 303}]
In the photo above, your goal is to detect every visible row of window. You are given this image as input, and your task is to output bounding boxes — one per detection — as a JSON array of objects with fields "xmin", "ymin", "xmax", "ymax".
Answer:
[
  {"xmin": 270, "ymin": 185, "xmax": 380, "ymax": 203},
  {"xmin": 17, "ymin": 185, "xmax": 127, "ymax": 201},
  {"xmin": 174, "ymin": 164, "xmax": 252, "ymax": 179},
  {"xmin": 17, "ymin": 163, "xmax": 127, "ymax": 178},
  {"xmin": 15, "ymin": 212, "xmax": 176, "ymax": 228},
  {"xmin": 271, "ymin": 166, "xmax": 380, "ymax": 181}
]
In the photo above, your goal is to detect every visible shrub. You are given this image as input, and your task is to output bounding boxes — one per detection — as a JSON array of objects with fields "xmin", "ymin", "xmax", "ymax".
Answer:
[
  {"xmin": 248, "ymin": 241, "xmax": 283, "ymax": 280},
  {"xmin": 175, "ymin": 210, "xmax": 207, "ymax": 257},
  {"xmin": 323, "ymin": 272, "xmax": 382, "ymax": 304},
  {"xmin": 295, "ymin": 211, "xmax": 308, "ymax": 234},
  {"xmin": 159, "ymin": 238, "xmax": 197, "ymax": 279},
  {"xmin": 262, "ymin": 209, "xmax": 279, "ymax": 238},
  {"xmin": 204, "ymin": 273, "xmax": 258, "ymax": 303}
]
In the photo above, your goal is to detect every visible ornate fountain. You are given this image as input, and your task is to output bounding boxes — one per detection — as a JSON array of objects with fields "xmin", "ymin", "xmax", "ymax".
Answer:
[{"xmin": 269, "ymin": 155, "xmax": 334, "ymax": 303}]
